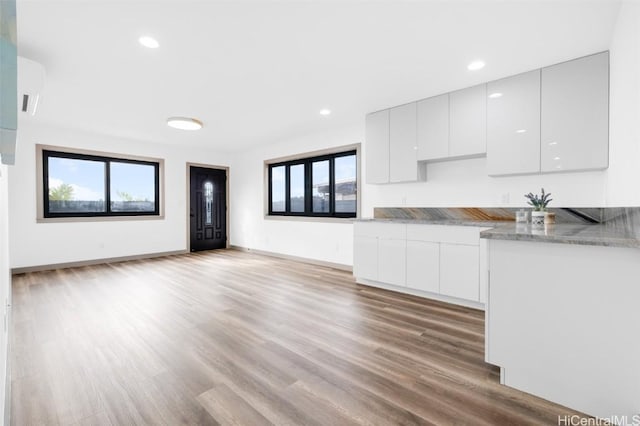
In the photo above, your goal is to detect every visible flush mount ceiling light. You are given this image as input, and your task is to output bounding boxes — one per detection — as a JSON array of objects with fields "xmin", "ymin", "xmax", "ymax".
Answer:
[
  {"xmin": 166, "ymin": 117, "xmax": 203, "ymax": 130},
  {"xmin": 139, "ymin": 36, "xmax": 159, "ymax": 49},
  {"xmin": 319, "ymin": 108, "xmax": 332, "ymax": 116},
  {"xmin": 515, "ymin": 129, "xmax": 527, "ymax": 133},
  {"xmin": 467, "ymin": 60, "xmax": 485, "ymax": 71},
  {"xmin": 488, "ymin": 92, "xmax": 503, "ymax": 99}
]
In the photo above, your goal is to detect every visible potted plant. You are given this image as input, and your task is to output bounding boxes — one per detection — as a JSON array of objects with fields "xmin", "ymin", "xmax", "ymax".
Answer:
[{"xmin": 524, "ymin": 188, "xmax": 553, "ymax": 226}]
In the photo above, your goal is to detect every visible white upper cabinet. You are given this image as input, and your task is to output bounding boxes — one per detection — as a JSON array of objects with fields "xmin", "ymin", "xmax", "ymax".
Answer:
[
  {"xmin": 366, "ymin": 51, "xmax": 609, "ymax": 182},
  {"xmin": 487, "ymin": 70, "xmax": 541, "ymax": 176},
  {"xmin": 366, "ymin": 105, "xmax": 425, "ymax": 184},
  {"xmin": 417, "ymin": 94, "xmax": 449, "ymax": 161},
  {"xmin": 449, "ymin": 84, "xmax": 487, "ymax": 158},
  {"xmin": 540, "ymin": 52, "xmax": 609, "ymax": 173},
  {"xmin": 365, "ymin": 109, "xmax": 390, "ymax": 184},
  {"xmin": 389, "ymin": 102, "xmax": 419, "ymax": 183}
]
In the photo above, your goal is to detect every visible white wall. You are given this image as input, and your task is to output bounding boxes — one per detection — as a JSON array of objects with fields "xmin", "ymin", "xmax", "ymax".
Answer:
[
  {"xmin": 605, "ymin": 1, "xmax": 640, "ymax": 206},
  {"xmin": 9, "ymin": 121, "xmax": 231, "ymax": 269},
  {"xmin": 229, "ymin": 126, "xmax": 361, "ymax": 267},
  {"xmin": 0, "ymin": 164, "xmax": 10, "ymax": 424}
]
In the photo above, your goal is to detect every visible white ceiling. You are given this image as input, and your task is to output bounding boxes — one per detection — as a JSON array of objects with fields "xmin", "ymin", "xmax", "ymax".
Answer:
[{"xmin": 16, "ymin": 0, "xmax": 621, "ymax": 152}]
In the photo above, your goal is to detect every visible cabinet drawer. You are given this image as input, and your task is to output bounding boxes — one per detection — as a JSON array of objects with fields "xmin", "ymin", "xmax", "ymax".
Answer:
[
  {"xmin": 406, "ymin": 224, "xmax": 485, "ymax": 245},
  {"xmin": 355, "ymin": 222, "xmax": 406, "ymax": 239}
]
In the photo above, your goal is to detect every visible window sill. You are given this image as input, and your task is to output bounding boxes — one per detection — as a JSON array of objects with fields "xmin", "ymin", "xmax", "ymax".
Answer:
[
  {"xmin": 264, "ymin": 215, "xmax": 357, "ymax": 224},
  {"xmin": 37, "ymin": 215, "xmax": 165, "ymax": 224}
]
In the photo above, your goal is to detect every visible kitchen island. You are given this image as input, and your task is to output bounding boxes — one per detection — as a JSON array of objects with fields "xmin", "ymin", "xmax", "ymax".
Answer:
[{"xmin": 481, "ymin": 222, "xmax": 640, "ymax": 423}]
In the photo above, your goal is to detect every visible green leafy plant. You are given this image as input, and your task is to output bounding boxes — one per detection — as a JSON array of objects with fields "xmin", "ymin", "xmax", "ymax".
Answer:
[
  {"xmin": 524, "ymin": 188, "xmax": 552, "ymax": 211},
  {"xmin": 49, "ymin": 183, "xmax": 74, "ymax": 201}
]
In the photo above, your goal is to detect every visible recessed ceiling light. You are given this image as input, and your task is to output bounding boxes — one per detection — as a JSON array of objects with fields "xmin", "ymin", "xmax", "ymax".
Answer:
[
  {"xmin": 515, "ymin": 129, "xmax": 527, "ymax": 134},
  {"xmin": 548, "ymin": 141, "xmax": 558, "ymax": 146},
  {"xmin": 554, "ymin": 156, "xmax": 561, "ymax": 160},
  {"xmin": 467, "ymin": 60, "xmax": 485, "ymax": 71},
  {"xmin": 139, "ymin": 36, "xmax": 159, "ymax": 49},
  {"xmin": 167, "ymin": 117, "xmax": 203, "ymax": 130},
  {"xmin": 488, "ymin": 92, "xmax": 503, "ymax": 99},
  {"xmin": 319, "ymin": 108, "xmax": 331, "ymax": 116}
]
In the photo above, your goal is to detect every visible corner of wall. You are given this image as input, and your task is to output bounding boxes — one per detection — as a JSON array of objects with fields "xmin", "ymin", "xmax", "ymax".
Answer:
[
  {"xmin": 604, "ymin": 1, "xmax": 640, "ymax": 206},
  {"xmin": 0, "ymin": 164, "xmax": 11, "ymax": 424}
]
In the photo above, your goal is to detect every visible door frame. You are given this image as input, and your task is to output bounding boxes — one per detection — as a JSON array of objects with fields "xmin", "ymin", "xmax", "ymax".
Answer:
[{"xmin": 186, "ymin": 163, "xmax": 230, "ymax": 251}]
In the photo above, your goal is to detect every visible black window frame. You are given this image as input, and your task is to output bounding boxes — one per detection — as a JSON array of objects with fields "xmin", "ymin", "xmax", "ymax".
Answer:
[
  {"xmin": 268, "ymin": 150, "xmax": 357, "ymax": 218},
  {"xmin": 43, "ymin": 149, "xmax": 161, "ymax": 218}
]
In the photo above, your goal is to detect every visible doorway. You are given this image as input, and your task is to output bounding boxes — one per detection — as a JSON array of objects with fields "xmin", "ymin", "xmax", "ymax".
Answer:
[{"xmin": 189, "ymin": 165, "xmax": 227, "ymax": 251}]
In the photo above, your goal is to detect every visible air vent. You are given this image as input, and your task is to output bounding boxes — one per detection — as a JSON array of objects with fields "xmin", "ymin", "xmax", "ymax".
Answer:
[{"xmin": 17, "ymin": 56, "xmax": 45, "ymax": 116}]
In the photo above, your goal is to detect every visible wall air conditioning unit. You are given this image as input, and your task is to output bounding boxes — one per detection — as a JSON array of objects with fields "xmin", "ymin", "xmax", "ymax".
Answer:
[{"xmin": 17, "ymin": 56, "xmax": 45, "ymax": 117}]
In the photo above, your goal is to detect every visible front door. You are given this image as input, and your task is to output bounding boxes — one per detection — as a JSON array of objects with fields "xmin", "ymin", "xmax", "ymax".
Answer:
[{"xmin": 190, "ymin": 166, "xmax": 227, "ymax": 251}]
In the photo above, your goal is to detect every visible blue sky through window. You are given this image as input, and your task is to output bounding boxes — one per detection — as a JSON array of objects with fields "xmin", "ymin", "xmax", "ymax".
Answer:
[
  {"xmin": 110, "ymin": 162, "xmax": 155, "ymax": 202},
  {"xmin": 48, "ymin": 157, "xmax": 105, "ymax": 200},
  {"xmin": 48, "ymin": 157, "xmax": 155, "ymax": 201}
]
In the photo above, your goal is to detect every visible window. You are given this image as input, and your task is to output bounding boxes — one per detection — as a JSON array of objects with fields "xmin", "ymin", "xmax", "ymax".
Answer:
[
  {"xmin": 268, "ymin": 150, "xmax": 357, "ymax": 218},
  {"xmin": 42, "ymin": 149, "xmax": 161, "ymax": 218}
]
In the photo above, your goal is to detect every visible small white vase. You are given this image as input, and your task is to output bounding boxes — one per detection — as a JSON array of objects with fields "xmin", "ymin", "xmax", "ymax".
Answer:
[{"xmin": 531, "ymin": 210, "xmax": 546, "ymax": 226}]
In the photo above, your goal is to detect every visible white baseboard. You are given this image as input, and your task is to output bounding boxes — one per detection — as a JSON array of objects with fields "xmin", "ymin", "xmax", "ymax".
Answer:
[
  {"xmin": 11, "ymin": 250, "xmax": 188, "ymax": 274},
  {"xmin": 229, "ymin": 245, "xmax": 352, "ymax": 272},
  {"xmin": 356, "ymin": 277, "xmax": 485, "ymax": 310}
]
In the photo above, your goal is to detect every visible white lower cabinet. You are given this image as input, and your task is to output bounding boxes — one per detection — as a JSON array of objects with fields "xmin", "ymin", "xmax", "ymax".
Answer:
[
  {"xmin": 439, "ymin": 243, "xmax": 480, "ymax": 301},
  {"xmin": 378, "ymin": 238, "xmax": 406, "ymax": 286},
  {"xmin": 354, "ymin": 221, "xmax": 487, "ymax": 307},
  {"xmin": 406, "ymin": 240, "xmax": 439, "ymax": 293},
  {"xmin": 353, "ymin": 236, "xmax": 378, "ymax": 281}
]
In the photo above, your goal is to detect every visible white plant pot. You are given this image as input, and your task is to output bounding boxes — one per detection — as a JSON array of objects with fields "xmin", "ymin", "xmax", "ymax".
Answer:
[{"xmin": 531, "ymin": 211, "xmax": 546, "ymax": 226}]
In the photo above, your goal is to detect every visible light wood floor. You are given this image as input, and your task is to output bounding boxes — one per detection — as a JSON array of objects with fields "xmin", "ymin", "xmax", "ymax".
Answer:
[{"xmin": 11, "ymin": 249, "xmax": 585, "ymax": 425}]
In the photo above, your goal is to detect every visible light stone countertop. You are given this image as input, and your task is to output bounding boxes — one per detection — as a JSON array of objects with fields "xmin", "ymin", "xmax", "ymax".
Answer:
[
  {"xmin": 356, "ymin": 218, "xmax": 640, "ymax": 249},
  {"xmin": 479, "ymin": 222, "xmax": 640, "ymax": 249},
  {"xmin": 355, "ymin": 218, "xmax": 508, "ymax": 227}
]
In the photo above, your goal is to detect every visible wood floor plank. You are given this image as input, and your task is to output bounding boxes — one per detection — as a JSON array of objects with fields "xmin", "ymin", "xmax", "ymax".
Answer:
[
  {"xmin": 197, "ymin": 384, "xmax": 271, "ymax": 426},
  {"xmin": 11, "ymin": 249, "xmax": 591, "ymax": 425}
]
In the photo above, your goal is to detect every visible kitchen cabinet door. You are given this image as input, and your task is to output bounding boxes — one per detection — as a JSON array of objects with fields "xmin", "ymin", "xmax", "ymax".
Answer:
[
  {"xmin": 378, "ymin": 238, "xmax": 406, "ymax": 287},
  {"xmin": 449, "ymin": 84, "xmax": 487, "ymax": 158},
  {"xmin": 353, "ymin": 236, "xmax": 378, "ymax": 281},
  {"xmin": 487, "ymin": 70, "xmax": 541, "ymax": 176},
  {"xmin": 440, "ymin": 243, "xmax": 480, "ymax": 301},
  {"xmin": 406, "ymin": 240, "xmax": 439, "ymax": 293},
  {"xmin": 390, "ymin": 102, "xmax": 420, "ymax": 183},
  {"xmin": 417, "ymin": 94, "xmax": 449, "ymax": 161},
  {"xmin": 365, "ymin": 109, "xmax": 390, "ymax": 184},
  {"xmin": 540, "ymin": 52, "xmax": 609, "ymax": 173}
]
